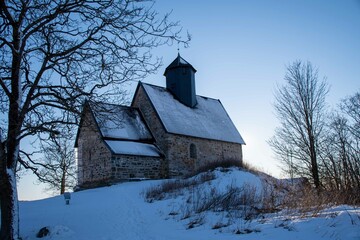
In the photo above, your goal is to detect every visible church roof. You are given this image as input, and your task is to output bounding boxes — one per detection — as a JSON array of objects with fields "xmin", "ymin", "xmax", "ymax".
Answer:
[
  {"xmin": 90, "ymin": 102, "xmax": 152, "ymax": 141},
  {"xmin": 140, "ymin": 83, "xmax": 245, "ymax": 144},
  {"xmin": 104, "ymin": 140, "xmax": 161, "ymax": 157},
  {"xmin": 164, "ymin": 54, "xmax": 197, "ymax": 75},
  {"xmin": 86, "ymin": 102, "xmax": 162, "ymax": 157}
]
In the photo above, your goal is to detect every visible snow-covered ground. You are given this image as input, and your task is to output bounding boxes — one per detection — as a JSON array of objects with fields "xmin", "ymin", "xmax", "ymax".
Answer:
[{"xmin": 20, "ymin": 168, "xmax": 360, "ymax": 240}]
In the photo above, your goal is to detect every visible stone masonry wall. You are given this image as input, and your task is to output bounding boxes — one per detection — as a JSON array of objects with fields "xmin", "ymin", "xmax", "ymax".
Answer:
[
  {"xmin": 132, "ymin": 84, "xmax": 243, "ymax": 178},
  {"xmin": 132, "ymin": 85, "xmax": 170, "ymax": 177},
  {"xmin": 77, "ymin": 105, "xmax": 165, "ymax": 188},
  {"xmin": 111, "ymin": 155, "xmax": 163, "ymax": 180},
  {"xmin": 77, "ymin": 108, "xmax": 113, "ymax": 186},
  {"xmin": 167, "ymin": 135, "xmax": 242, "ymax": 177}
]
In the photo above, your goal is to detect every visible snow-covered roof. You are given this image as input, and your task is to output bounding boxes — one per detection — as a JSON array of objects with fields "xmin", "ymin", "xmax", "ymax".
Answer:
[
  {"xmin": 105, "ymin": 140, "xmax": 161, "ymax": 157},
  {"xmin": 90, "ymin": 102, "xmax": 152, "ymax": 141},
  {"xmin": 88, "ymin": 102, "xmax": 162, "ymax": 157},
  {"xmin": 141, "ymin": 83, "xmax": 245, "ymax": 144}
]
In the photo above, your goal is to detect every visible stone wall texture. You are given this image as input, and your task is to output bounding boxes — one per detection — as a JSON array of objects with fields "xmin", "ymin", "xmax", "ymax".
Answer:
[
  {"xmin": 132, "ymin": 84, "xmax": 243, "ymax": 178},
  {"xmin": 76, "ymin": 108, "xmax": 113, "ymax": 186},
  {"xmin": 77, "ymin": 106, "xmax": 164, "ymax": 188},
  {"xmin": 77, "ymin": 84, "xmax": 243, "ymax": 188},
  {"xmin": 111, "ymin": 155, "xmax": 164, "ymax": 180},
  {"xmin": 166, "ymin": 134, "xmax": 243, "ymax": 177}
]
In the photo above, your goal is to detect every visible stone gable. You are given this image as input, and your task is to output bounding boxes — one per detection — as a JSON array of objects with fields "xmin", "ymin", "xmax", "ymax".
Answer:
[
  {"xmin": 132, "ymin": 83, "xmax": 243, "ymax": 177},
  {"xmin": 76, "ymin": 104, "xmax": 164, "ymax": 188},
  {"xmin": 77, "ymin": 107, "xmax": 113, "ymax": 186}
]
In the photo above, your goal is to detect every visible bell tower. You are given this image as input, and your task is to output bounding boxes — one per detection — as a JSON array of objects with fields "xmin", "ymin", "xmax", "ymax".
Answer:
[{"xmin": 164, "ymin": 54, "xmax": 197, "ymax": 108}]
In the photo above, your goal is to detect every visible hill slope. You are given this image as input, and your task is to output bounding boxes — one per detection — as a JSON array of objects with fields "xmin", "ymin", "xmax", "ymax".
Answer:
[{"xmin": 20, "ymin": 168, "xmax": 360, "ymax": 240}]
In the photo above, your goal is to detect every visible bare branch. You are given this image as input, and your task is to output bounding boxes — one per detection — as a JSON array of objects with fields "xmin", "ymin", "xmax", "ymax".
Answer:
[
  {"xmin": 1, "ymin": 1, "xmax": 189, "ymax": 237},
  {"xmin": 269, "ymin": 60, "xmax": 329, "ymax": 188}
]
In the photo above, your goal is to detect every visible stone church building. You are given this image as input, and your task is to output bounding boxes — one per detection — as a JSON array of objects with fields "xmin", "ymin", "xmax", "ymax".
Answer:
[{"xmin": 75, "ymin": 55, "xmax": 245, "ymax": 188}]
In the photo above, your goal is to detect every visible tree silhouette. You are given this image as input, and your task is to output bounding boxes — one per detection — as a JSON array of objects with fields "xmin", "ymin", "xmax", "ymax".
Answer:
[
  {"xmin": 37, "ymin": 130, "xmax": 76, "ymax": 195},
  {"xmin": 0, "ymin": 1, "xmax": 189, "ymax": 239},
  {"xmin": 269, "ymin": 60, "xmax": 329, "ymax": 189}
]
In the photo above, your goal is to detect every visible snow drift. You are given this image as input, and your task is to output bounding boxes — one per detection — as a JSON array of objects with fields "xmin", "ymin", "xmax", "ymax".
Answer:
[{"xmin": 20, "ymin": 168, "xmax": 360, "ymax": 240}]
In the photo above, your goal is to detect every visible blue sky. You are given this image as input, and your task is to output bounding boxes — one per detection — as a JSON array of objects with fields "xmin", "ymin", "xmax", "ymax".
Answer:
[{"xmin": 18, "ymin": 0, "xmax": 360, "ymax": 200}]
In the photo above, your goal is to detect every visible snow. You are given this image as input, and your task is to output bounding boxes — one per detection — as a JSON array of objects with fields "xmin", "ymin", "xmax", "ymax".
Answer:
[
  {"xmin": 90, "ymin": 102, "xmax": 152, "ymax": 141},
  {"xmin": 142, "ymin": 83, "xmax": 245, "ymax": 144},
  {"xmin": 212, "ymin": 168, "xmax": 263, "ymax": 191},
  {"xmin": 105, "ymin": 140, "xmax": 161, "ymax": 157},
  {"xmin": 20, "ymin": 168, "xmax": 360, "ymax": 240}
]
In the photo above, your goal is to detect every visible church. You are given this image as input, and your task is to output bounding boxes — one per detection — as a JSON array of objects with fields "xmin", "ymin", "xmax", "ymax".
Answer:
[{"xmin": 75, "ymin": 55, "xmax": 245, "ymax": 188}]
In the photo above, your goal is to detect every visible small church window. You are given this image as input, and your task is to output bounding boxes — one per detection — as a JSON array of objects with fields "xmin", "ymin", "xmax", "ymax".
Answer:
[{"xmin": 190, "ymin": 143, "xmax": 197, "ymax": 159}]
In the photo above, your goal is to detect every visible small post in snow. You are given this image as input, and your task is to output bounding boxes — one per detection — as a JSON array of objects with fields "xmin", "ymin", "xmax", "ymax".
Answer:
[{"xmin": 64, "ymin": 192, "xmax": 71, "ymax": 205}]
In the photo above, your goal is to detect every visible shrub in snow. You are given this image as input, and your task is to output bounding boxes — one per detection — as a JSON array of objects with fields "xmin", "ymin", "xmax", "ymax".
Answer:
[
  {"xmin": 144, "ymin": 171, "xmax": 215, "ymax": 202},
  {"xmin": 184, "ymin": 182, "xmax": 265, "ymax": 220},
  {"xmin": 145, "ymin": 167, "xmax": 359, "ymax": 235},
  {"xmin": 212, "ymin": 221, "xmax": 230, "ymax": 230},
  {"xmin": 186, "ymin": 215, "xmax": 205, "ymax": 229},
  {"xmin": 193, "ymin": 159, "xmax": 242, "ymax": 176},
  {"xmin": 146, "ymin": 167, "xmax": 279, "ymax": 228}
]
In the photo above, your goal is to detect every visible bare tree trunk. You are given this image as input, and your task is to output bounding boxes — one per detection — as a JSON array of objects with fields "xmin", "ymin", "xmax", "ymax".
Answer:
[
  {"xmin": 309, "ymin": 136, "xmax": 320, "ymax": 188},
  {"xmin": 0, "ymin": 139, "xmax": 20, "ymax": 240},
  {"xmin": 1, "ymin": 23, "xmax": 22, "ymax": 239},
  {"xmin": 1, "ymin": 123, "xmax": 21, "ymax": 240},
  {"xmin": 0, "ymin": 169, "xmax": 19, "ymax": 240},
  {"xmin": 60, "ymin": 170, "xmax": 66, "ymax": 195}
]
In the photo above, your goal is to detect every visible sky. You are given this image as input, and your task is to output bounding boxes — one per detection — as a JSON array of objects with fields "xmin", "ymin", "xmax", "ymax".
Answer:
[{"xmin": 18, "ymin": 0, "xmax": 360, "ymax": 200}]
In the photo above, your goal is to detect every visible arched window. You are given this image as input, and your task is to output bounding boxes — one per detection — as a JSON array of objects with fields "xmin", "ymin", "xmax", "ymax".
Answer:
[{"xmin": 190, "ymin": 143, "xmax": 197, "ymax": 159}]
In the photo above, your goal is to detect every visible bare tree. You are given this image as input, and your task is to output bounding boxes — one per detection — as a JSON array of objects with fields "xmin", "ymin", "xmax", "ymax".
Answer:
[
  {"xmin": 320, "ymin": 92, "xmax": 360, "ymax": 203},
  {"xmin": 341, "ymin": 92, "xmax": 360, "ymax": 140},
  {"xmin": 0, "ymin": 1, "xmax": 189, "ymax": 239},
  {"xmin": 36, "ymin": 130, "xmax": 76, "ymax": 195},
  {"xmin": 269, "ymin": 60, "xmax": 329, "ymax": 189},
  {"xmin": 341, "ymin": 92, "xmax": 360, "ymax": 200}
]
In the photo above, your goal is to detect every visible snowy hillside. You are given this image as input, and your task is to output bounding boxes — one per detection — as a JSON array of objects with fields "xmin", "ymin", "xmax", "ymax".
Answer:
[{"xmin": 20, "ymin": 168, "xmax": 360, "ymax": 240}]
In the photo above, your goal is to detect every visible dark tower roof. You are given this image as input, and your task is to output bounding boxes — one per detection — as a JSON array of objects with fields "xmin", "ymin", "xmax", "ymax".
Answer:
[
  {"xmin": 163, "ymin": 54, "xmax": 197, "ymax": 108},
  {"xmin": 164, "ymin": 54, "xmax": 197, "ymax": 76}
]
